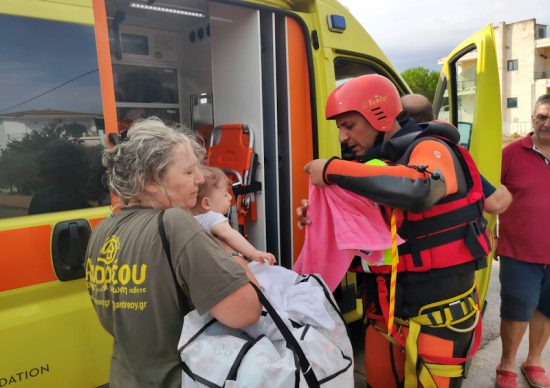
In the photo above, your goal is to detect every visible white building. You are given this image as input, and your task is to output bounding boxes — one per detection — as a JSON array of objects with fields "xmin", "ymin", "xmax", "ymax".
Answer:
[
  {"xmin": 439, "ymin": 19, "xmax": 550, "ymax": 136},
  {"xmin": 496, "ymin": 19, "xmax": 550, "ymax": 135}
]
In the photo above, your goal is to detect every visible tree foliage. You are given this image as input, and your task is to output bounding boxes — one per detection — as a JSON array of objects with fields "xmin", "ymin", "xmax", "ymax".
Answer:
[
  {"xmin": 0, "ymin": 120, "xmax": 84, "ymax": 194},
  {"xmin": 401, "ymin": 66, "xmax": 440, "ymax": 102}
]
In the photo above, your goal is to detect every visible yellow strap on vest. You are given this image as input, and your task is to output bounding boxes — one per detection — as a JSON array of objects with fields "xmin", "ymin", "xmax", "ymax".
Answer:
[
  {"xmin": 418, "ymin": 283, "xmax": 476, "ymax": 315},
  {"xmin": 404, "ymin": 320, "xmax": 422, "ymax": 388},
  {"xmin": 417, "ymin": 365, "xmax": 437, "ymax": 388},
  {"xmin": 395, "ymin": 283, "xmax": 479, "ymax": 330},
  {"xmin": 417, "ymin": 362, "xmax": 464, "ymax": 388},
  {"xmin": 402, "ymin": 284, "xmax": 479, "ymax": 388},
  {"xmin": 411, "ymin": 283, "xmax": 479, "ymax": 328},
  {"xmin": 423, "ymin": 363, "xmax": 464, "ymax": 377},
  {"xmin": 373, "ymin": 323, "xmax": 401, "ymax": 346},
  {"xmin": 387, "ymin": 209, "xmax": 399, "ymax": 334},
  {"xmin": 405, "ymin": 319, "xmax": 465, "ymax": 388},
  {"xmin": 411, "ymin": 300, "xmax": 478, "ymax": 328}
]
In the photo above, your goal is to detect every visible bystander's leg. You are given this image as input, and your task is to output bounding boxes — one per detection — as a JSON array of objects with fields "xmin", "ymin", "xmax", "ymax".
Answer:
[
  {"xmin": 526, "ymin": 310, "xmax": 550, "ymax": 366},
  {"xmin": 499, "ymin": 319, "xmax": 528, "ymax": 371}
]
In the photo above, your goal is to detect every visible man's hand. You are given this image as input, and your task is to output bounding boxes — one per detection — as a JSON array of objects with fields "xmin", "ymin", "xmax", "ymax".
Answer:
[
  {"xmin": 304, "ymin": 159, "xmax": 328, "ymax": 187},
  {"xmin": 485, "ymin": 184, "xmax": 512, "ymax": 215},
  {"xmin": 296, "ymin": 199, "xmax": 310, "ymax": 230}
]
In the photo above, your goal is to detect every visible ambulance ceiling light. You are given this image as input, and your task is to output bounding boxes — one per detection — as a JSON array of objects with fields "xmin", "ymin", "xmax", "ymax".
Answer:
[
  {"xmin": 129, "ymin": 2, "xmax": 206, "ymax": 18},
  {"xmin": 210, "ymin": 15, "xmax": 233, "ymax": 23}
]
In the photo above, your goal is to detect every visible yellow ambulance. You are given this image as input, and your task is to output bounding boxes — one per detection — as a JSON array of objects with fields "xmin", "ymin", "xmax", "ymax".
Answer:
[{"xmin": 0, "ymin": 0, "xmax": 500, "ymax": 386}]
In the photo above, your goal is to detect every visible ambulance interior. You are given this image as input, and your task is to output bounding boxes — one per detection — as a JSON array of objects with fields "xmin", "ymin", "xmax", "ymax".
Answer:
[{"xmin": 106, "ymin": 0, "xmax": 307, "ymax": 267}]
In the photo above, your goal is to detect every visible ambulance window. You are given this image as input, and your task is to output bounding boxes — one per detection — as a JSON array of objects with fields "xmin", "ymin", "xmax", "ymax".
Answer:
[
  {"xmin": 434, "ymin": 75, "xmax": 450, "ymax": 123},
  {"xmin": 434, "ymin": 47, "xmax": 478, "ymax": 149},
  {"xmin": 334, "ymin": 58, "xmax": 378, "ymax": 87},
  {"xmin": 455, "ymin": 48, "xmax": 477, "ymax": 150},
  {"xmin": 0, "ymin": 15, "xmax": 107, "ymax": 219}
]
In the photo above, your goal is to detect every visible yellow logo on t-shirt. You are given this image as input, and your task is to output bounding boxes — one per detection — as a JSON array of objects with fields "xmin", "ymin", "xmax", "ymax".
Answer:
[
  {"xmin": 86, "ymin": 235, "xmax": 149, "ymax": 312},
  {"xmin": 86, "ymin": 235, "xmax": 147, "ymax": 290},
  {"xmin": 97, "ymin": 235, "xmax": 120, "ymax": 265}
]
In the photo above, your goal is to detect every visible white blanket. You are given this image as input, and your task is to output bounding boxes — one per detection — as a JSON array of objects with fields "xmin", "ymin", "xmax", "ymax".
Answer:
[
  {"xmin": 243, "ymin": 263, "xmax": 335, "ymax": 341},
  {"xmin": 178, "ymin": 265, "xmax": 354, "ymax": 387}
]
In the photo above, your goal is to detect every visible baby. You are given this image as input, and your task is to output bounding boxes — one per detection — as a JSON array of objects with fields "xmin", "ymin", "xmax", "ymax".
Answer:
[{"xmin": 192, "ymin": 166, "xmax": 276, "ymax": 265}]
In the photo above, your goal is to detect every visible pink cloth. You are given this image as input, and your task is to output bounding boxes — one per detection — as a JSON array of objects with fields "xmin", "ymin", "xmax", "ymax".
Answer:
[{"xmin": 294, "ymin": 182, "xmax": 402, "ymax": 291}]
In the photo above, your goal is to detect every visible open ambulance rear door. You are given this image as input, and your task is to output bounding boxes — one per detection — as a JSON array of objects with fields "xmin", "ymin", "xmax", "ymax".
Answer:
[{"xmin": 434, "ymin": 24, "xmax": 502, "ymax": 306}]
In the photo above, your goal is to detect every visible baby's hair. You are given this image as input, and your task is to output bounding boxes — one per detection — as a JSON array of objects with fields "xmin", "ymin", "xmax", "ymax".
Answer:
[{"xmin": 197, "ymin": 166, "xmax": 231, "ymax": 202}]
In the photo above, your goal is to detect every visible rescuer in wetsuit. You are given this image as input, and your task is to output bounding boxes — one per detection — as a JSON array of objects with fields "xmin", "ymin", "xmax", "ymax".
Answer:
[{"xmin": 303, "ymin": 74, "xmax": 491, "ymax": 388}]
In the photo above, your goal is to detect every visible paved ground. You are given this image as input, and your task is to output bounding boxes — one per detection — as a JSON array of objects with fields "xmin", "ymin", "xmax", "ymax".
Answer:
[{"xmin": 351, "ymin": 261, "xmax": 550, "ymax": 387}]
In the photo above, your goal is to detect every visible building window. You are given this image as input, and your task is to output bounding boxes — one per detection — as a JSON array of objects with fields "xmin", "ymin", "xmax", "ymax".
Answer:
[
  {"xmin": 507, "ymin": 97, "xmax": 518, "ymax": 108},
  {"xmin": 537, "ymin": 27, "xmax": 546, "ymax": 39},
  {"xmin": 507, "ymin": 59, "xmax": 518, "ymax": 71}
]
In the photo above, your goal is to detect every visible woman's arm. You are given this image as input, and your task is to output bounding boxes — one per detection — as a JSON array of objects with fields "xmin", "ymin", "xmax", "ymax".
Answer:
[
  {"xmin": 210, "ymin": 283, "xmax": 262, "ymax": 328},
  {"xmin": 168, "ymin": 209, "xmax": 262, "ymax": 328}
]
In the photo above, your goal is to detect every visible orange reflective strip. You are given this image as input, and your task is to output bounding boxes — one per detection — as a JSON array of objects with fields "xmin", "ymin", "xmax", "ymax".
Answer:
[
  {"xmin": 92, "ymin": 0, "xmax": 118, "ymax": 139},
  {"xmin": 93, "ymin": 0, "xmax": 119, "ymax": 211},
  {"xmin": 0, "ymin": 225, "xmax": 56, "ymax": 291},
  {"xmin": 327, "ymin": 159, "xmax": 423, "ymax": 180},
  {"xmin": 287, "ymin": 17, "xmax": 313, "ymax": 262}
]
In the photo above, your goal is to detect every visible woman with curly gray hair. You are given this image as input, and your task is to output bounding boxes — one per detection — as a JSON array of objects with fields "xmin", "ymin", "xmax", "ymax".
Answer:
[{"xmin": 85, "ymin": 117, "xmax": 261, "ymax": 387}]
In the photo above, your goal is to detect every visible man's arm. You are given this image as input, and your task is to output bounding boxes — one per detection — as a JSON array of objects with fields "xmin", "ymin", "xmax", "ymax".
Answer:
[
  {"xmin": 306, "ymin": 140, "xmax": 459, "ymax": 213},
  {"xmin": 484, "ymin": 184, "xmax": 512, "ymax": 214}
]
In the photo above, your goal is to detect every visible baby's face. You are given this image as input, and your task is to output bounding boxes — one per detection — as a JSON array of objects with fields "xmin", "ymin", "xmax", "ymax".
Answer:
[{"xmin": 208, "ymin": 182, "xmax": 232, "ymax": 214}]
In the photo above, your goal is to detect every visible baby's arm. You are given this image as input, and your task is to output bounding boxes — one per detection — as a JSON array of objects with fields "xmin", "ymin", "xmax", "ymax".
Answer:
[{"xmin": 212, "ymin": 221, "xmax": 276, "ymax": 265}]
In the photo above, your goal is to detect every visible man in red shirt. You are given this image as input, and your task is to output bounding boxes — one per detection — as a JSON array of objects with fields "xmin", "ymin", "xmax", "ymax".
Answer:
[{"xmin": 496, "ymin": 94, "xmax": 550, "ymax": 388}]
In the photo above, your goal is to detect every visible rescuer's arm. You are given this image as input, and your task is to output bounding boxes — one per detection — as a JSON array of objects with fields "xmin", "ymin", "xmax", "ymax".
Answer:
[{"xmin": 307, "ymin": 140, "xmax": 459, "ymax": 213}]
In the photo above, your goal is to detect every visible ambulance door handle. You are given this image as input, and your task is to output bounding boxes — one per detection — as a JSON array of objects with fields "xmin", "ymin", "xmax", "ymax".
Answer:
[{"xmin": 51, "ymin": 219, "xmax": 91, "ymax": 281}]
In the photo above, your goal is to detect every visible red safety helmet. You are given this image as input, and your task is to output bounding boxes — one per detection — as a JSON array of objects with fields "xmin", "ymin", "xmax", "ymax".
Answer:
[{"xmin": 325, "ymin": 74, "xmax": 402, "ymax": 132}]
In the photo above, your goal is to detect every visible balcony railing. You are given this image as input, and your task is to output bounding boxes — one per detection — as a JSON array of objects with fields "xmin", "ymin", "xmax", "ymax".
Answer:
[{"xmin": 535, "ymin": 71, "xmax": 550, "ymax": 79}]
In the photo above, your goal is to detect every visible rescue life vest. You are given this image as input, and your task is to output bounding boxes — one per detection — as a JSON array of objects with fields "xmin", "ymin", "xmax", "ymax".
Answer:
[
  {"xmin": 368, "ymin": 124, "xmax": 491, "ymax": 275},
  {"xmin": 358, "ymin": 124, "xmax": 489, "ymax": 387}
]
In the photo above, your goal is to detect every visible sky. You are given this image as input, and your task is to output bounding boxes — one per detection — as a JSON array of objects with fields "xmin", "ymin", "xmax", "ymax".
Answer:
[
  {"xmin": 0, "ymin": 15, "xmax": 101, "ymax": 115},
  {"xmin": 337, "ymin": 0, "xmax": 549, "ymax": 72}
]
